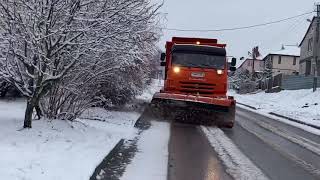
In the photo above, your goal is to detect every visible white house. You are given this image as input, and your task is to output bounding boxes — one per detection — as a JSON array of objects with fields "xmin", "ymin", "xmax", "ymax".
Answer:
[{"xmin": 263, "ymin": 45, "xmax": 300, "ymax": 76}]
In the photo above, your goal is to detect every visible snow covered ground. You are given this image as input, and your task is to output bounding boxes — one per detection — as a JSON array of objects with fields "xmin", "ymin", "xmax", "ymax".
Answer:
[
  {"xmin": 0, "ymin": 100, "xmax": 140, "ymax": 180},
  {"xmin": 0, "ymin": 79, "xmax": 163, "ymax": 180},
  {"xmin": 120, "ymin": 121, "xmax": 170, "ymax": 180},
  {"xmin": 229, "ymin": 89, "xmax": 320, "ymax": 127}
]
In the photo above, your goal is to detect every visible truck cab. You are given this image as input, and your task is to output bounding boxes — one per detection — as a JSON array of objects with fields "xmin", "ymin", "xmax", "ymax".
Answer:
[
  {"xmin": 151, "ymin": 37, "xmax": 236, "ymax": 128},
  {"xmin": 160, "ymin": 37, "xmax": 236, "ymax": 98}
]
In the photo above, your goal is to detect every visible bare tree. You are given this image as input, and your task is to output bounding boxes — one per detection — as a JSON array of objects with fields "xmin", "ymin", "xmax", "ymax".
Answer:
[
  {"xmin": 0, "ymin": 0, "xmax": 162, "ymax": 128},
  {"xmin": 39, "ymin": 0, "xmax": 162, "ymax": 120}
]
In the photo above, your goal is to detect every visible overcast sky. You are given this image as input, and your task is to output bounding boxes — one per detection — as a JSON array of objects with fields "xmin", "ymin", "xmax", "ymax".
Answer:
[{"xmin": 156, "ymin": 0, "xmax": 318, "ymax": 59}]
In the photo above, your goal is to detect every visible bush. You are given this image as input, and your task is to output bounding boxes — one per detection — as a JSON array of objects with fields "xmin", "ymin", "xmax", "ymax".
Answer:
[{"xmin": 0, "ymin": 79, "xmax": 21, "ymax": 98}]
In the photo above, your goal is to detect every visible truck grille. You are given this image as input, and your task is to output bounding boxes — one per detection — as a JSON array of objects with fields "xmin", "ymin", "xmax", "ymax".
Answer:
[{"xmin": 179, "ymin": 81, "xmax": 215, "ymax": 95}]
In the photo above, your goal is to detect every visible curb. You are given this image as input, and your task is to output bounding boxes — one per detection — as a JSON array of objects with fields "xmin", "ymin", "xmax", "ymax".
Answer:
[
  {"xmin": 269, "ymin": 112, "xmax": 320, "ymax": 130},
  {"xmin": 237, "ymin": 102, "xmax": 320, "ymax": 131},
  {"xmin": 237, "ymin": 102, "xmax": 258, "ymax": 110},
  {"xmin": 90, "ymin": 139, "xmax": 125, "ymax": 180}
]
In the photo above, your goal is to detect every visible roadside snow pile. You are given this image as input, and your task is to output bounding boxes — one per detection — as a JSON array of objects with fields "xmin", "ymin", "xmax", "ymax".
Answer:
[
  {"xmin": 120, "ymin": 121, "xmax": 170, "ymax": 180},
  {"xmin": 229, "ymin": 89, "xmax": 320, "ymax": 127},
  {"xmin": 136, "ymin": 79, "xmax": 163, "ymax": 102},
  {"xmin": 0, "ymin": 100, "xmax": 139, "ymax": 180}
]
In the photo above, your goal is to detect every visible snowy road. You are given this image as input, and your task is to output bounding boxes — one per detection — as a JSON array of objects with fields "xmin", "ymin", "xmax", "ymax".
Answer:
[
  {"xmin": 222, "ymin": 107, "xmax": 320, "ymax": 180},
  {"xmin": 96, "ymin": 105, "xmax": 320, "ymax": 180},
  {"xmin": 166, "ymin": 107, "xmax": 320, "ymax": 180},
  {"xmin": 168, "ymin": 123, "xmax": 231, "ymax": 180}
]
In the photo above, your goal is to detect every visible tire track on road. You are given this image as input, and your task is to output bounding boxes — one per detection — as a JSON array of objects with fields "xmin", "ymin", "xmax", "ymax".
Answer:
[{"xmin": 201, "ymin": 126, "xmax": 269, "ymax": 180}]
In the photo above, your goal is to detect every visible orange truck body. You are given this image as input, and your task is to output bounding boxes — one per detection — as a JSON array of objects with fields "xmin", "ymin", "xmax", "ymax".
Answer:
[{"xmin": 152, "ymin": 37, "xmax": 236, "ymax": 127}]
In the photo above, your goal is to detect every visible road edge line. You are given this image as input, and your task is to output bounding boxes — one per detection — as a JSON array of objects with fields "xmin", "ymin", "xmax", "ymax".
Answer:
[
  {"xmin": 237, "ymin": 102, "xmax": 258, "ymax": 110},
  {"xmin": 237, "ymin": 104, "xmax": 320, "ymax": 136},
  {"xmin": 237, "ymin": 102, "xmax": 320, "ymax": 130},
  {"xmin": 269, "ymin": 112, "xmax": 320, "ymax": 130}
]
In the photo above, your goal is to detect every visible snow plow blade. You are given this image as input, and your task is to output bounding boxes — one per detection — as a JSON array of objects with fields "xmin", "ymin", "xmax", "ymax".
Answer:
[{"xmin": 145, "ymin": 93, "xmax": 236, "ymax": 128}]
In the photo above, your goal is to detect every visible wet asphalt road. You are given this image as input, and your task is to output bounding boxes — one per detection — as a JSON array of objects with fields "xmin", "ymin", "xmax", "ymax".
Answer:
[
  {"xmin": 167, "ymin": 123, "xmax": 232, "ymax": 180},
  {"xmin": 167, "ymin": 107, "xmax": 320, "ymax": 180},
  {"xmin": 223, "ymin": 108, "xmax": 320, "ymax": 180},
  {"xmin": 93, "ymin": 105, "xmax": 320, "ymax": 180}
]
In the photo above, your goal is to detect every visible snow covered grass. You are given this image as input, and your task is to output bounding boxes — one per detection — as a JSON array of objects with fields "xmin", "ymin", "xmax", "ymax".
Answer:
[
  {"xmin": 0, "ymin": 100, "xmax": 140, "ymax": 180},
  {"xmin": 136, "ymin": 79, "xmax": 163, "ymax": 103},
  {"xmin": 229, "ymin": 89, "xmax": 320, "ymax": 127},
  {"xmin": 201, "ymin": 126, "xmax": 269, "ymax": 180},
  {"xmin": 120, "ymin": 121, "xmax": 170, "ymax": 180}
]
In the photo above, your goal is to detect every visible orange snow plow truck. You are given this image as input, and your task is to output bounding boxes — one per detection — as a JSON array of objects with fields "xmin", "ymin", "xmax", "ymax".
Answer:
[{"xmin": 150, "ymin": 37, "xmax": 237, "ymax": 128}]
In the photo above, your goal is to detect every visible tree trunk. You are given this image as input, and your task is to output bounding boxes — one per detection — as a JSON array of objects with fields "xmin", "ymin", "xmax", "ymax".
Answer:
[
  {"xmin": 23, "ymin": 99, "xmax": 34, "ymax": 128},
  {"xmin": 35, "ymin": 103, "xmax": 43, "ymax": 120}
]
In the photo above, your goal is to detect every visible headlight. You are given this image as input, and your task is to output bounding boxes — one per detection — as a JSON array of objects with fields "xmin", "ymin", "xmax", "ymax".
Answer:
[
  {"xmin": 173, "ymin": 67, "xmax": 180, "ymax": 73},
  {"xmin": 217, "ymin": 69, "xmax": 224, "ymax": 75}
]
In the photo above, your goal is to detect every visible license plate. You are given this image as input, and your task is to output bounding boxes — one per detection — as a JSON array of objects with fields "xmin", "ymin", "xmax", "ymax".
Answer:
[{"xmin": 191, "ymin": 72, "xmax": 205, "ymax": 78}]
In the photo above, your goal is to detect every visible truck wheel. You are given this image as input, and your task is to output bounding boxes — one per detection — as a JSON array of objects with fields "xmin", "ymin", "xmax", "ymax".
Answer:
[{"xmin": 220, "ymin": 122, "xmax": 234, "ymax": 129}]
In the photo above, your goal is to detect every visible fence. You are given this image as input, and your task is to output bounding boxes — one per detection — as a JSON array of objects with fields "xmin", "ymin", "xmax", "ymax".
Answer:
[
  {"xmin": 282, "ymin": 75, "xmax": 320, "ymax": 90},
  {"xmin": 260, "ymin": 74, "xmax": 320, "ymax": 91}
]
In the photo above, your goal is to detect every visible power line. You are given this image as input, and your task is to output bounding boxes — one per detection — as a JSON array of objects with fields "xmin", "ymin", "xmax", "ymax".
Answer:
[
  {"xmin": 267, "ymin": 13, "xmax": 308, "ymax": 48},
  {"xmin": 163, "ymin": 11, "xmax": 314, "ymax": 32}
]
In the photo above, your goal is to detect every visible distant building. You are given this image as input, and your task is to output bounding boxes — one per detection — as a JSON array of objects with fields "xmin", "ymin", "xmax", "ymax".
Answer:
[
  {"xmin": 299, "ymin": 17, "xmax": 319, "ymax": 76},
  {"xmin": 237, "ymin": 58, "xmax": 265, "ymax": 73},
  {"xmin": 263, "ymin": 46, "xmax": 300, "ymax": 76}
]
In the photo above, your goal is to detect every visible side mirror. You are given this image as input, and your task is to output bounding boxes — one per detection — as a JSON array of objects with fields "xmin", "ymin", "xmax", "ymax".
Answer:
[
  {"xmin": 229, "ymin": 66, "xmax": 236, "ymax": 72},
  {"xmin": 160, "ymin": 53, "xmax": 166, "ymax": 61},
  {"xmin": 160, "ymin": 61, "xmax": 166, "ymax": 66},
  {"xmin": 231, "ymin": 58, "xmax": 237, "ymax": 66}
]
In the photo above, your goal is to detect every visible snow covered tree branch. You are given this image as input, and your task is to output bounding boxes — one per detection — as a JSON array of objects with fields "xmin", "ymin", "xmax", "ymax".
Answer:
[{"xmin": 0, "ymin": 0, "xmax": 162, "ymax": 127}]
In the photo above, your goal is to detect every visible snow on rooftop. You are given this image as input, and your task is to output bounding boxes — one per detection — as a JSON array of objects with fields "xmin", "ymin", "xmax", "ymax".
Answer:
[{"xmin": 269, "ymin": 46, "xmax": 300, "ymax": 57}]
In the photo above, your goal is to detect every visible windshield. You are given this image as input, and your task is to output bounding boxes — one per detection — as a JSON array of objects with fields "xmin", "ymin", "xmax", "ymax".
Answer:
[{"xmin": 172, "ymin": 52, "xmax": 225, "ymax": 69}]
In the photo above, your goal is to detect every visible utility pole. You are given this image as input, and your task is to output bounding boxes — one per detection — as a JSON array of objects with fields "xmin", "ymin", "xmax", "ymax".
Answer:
[
  {"xmin": 252, "ymin": 47, "xmax": 255, "ymax": 77},
  {"xmin": 313, "ymin": 3, "xmax": 320, "ymax": 92}
]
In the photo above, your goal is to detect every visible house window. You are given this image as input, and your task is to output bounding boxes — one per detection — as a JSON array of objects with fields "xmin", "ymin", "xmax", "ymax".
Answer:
[
  {"xmin": 293, "ymin": 57, "xmax": 297, "ymax": 65},
  {"xmin": 278, "ymin": 56, "xmax": 282, "ymax": 64},
  {"xmin": 308, "ymin": 38, "xmax": 313, "ymax": 51}
]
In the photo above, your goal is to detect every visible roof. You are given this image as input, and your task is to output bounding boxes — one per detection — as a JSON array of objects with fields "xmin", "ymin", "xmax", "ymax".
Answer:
[
  {"xmin": 299, "ymin": 17, "xmax": 315, "ymax": 47},
  {"xmin": 265, "ymin": 45, "xmax": 300, "ymax": 58}
]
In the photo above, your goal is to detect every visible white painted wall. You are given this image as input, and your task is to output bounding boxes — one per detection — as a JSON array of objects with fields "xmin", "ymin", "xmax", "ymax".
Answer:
[{"xmin": 271, "ymin": 55, "xmax": 300, "ymax": 75}]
